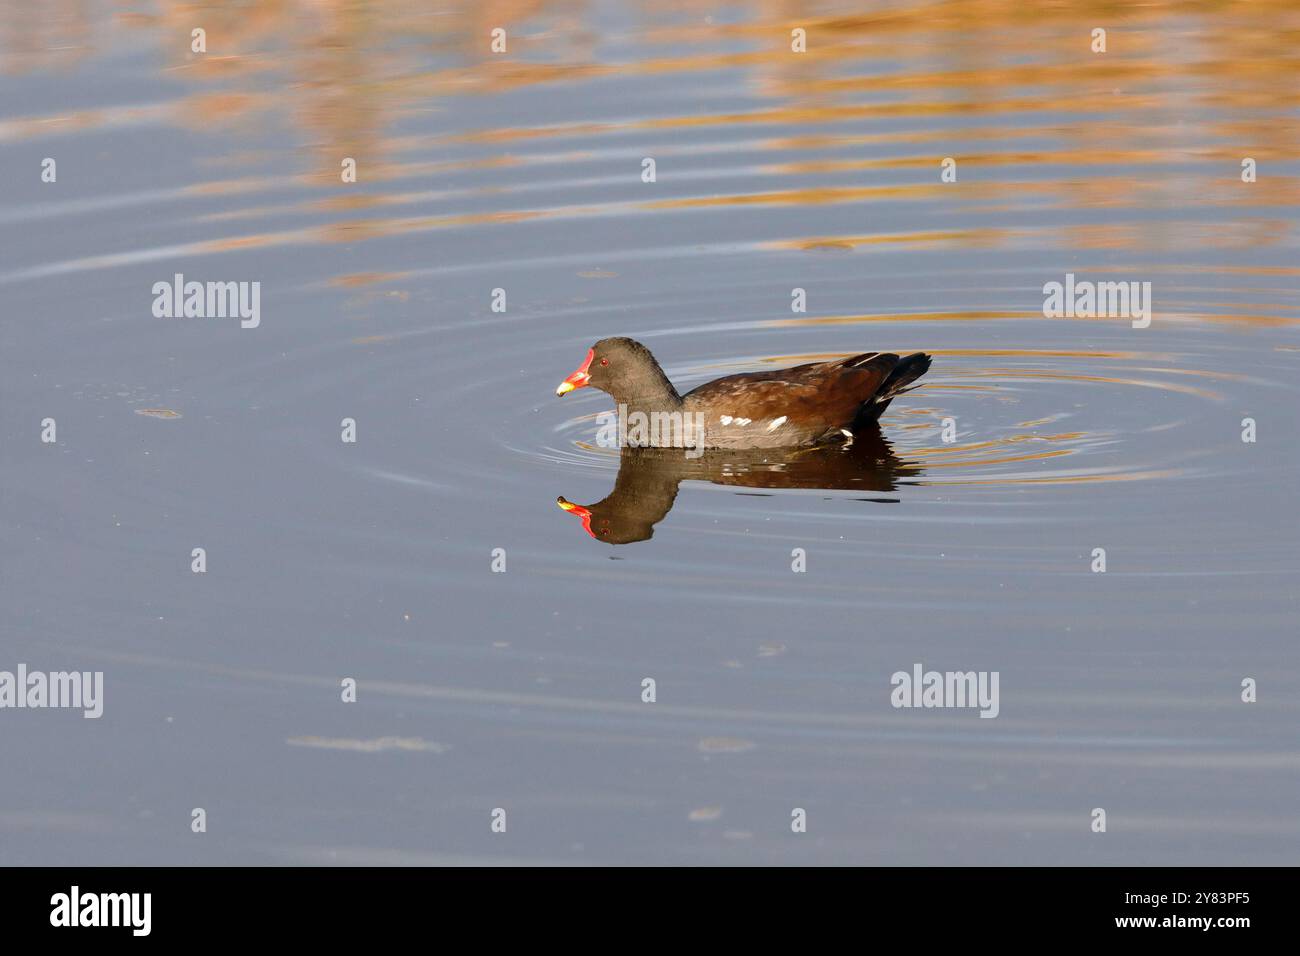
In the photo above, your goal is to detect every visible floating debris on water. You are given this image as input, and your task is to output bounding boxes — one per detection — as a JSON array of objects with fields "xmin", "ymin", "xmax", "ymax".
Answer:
[
  {"xmin": 286, "ymin": 736, "xmax": 448, "ymax": 754},
  {"xmin": 697, "ymin": 737, "xmax": 756, "ymax": 754}
]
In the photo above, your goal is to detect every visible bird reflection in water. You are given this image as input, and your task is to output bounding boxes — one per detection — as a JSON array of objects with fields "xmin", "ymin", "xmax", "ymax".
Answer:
[{"xmin": 556, "ymin": 427, "xmax": 922, "ymax": 544}]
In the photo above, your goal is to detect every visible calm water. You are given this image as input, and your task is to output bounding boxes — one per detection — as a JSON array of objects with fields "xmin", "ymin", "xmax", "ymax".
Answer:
[{"xmin": 2, "ymin": 1, "xmax": 1298, "ymax": 865}]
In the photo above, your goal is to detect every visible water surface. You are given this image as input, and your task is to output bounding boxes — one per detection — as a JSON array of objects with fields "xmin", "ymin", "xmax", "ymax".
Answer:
[{"xmin": 2, "ymin": 0, "xmax": 1298, "ymax": 864}]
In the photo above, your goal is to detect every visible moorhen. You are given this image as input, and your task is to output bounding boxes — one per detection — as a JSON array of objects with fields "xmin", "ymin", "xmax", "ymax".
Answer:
[
  {"xmin": 557, "ymin": 435, "xmax": 921, "ymax": 544},
  {"xmin": 555, "ymin": 337, "xmax": 932, "ymax": 449}
]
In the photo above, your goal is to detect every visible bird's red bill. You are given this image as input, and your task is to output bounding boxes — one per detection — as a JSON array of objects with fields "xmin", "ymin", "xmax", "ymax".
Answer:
[
  {"xmin": 556, "ymin": 497, "xmax": 596, "ymax": 538},
  {"xmin": 555, "ymin": 348, "xmax": 594, "ymax": 396}
]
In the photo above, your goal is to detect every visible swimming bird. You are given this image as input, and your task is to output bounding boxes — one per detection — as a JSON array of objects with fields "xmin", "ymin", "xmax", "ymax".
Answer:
[{"xmin": 555, "ymin": 337, "xmax": 931, "ymax": 449}]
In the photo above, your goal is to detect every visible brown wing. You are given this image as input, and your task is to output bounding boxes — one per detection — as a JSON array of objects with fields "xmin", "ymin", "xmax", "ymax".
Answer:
[{"xmin": 682, "ymin": 353, "xmax": 902, "ymax": 446}]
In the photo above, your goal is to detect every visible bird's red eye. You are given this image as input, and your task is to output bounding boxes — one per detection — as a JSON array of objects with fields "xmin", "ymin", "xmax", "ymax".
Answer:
[{"xmin": 600, "ymin": 358, "xmax": 609, "ymax": 366}]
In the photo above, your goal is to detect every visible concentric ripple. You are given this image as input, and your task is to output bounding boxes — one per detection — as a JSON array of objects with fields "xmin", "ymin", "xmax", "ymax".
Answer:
[{"xmin": 534, "ymin": 344, "xmax": 1276, "ymax": 492}]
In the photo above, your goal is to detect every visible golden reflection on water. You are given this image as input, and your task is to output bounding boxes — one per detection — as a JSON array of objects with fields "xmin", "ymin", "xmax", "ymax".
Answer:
[
  {"xmin": 772, "ymin": 307, "xmax": 1297, "ymax": 328},
  {"xmin": 5, "ymin": 3, "xmax": 1297, "ymax": 176},
  {"xmin": 2, "ymin": 1, "xmax": 1297, "ymax": 323}
]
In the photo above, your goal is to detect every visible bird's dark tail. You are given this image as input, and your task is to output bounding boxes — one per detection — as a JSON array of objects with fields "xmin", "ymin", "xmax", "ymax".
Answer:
[{"xmin": 856, "ymin": 352, "xmax": 932, "ymax": 426}]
